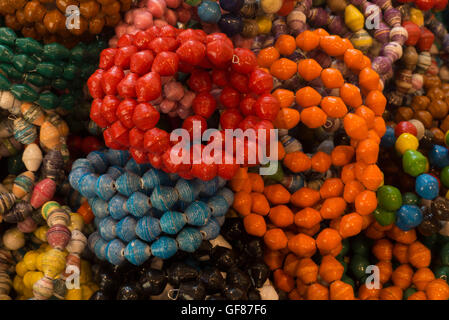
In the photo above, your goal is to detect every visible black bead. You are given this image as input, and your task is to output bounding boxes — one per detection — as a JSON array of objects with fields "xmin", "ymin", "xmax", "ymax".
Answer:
[
  {"xmin": 89, "ymin": 290, "xmax": 110, "ymax": 300},
  {"xmin": 211, "ymin": 246, "xmax": 237, "ymax": 271},
  {"xmin": 192, "ymin": 241, "xmax": 213, "ymax": 262},
  {"xmin": 223, "ymin": 285, "xmax": 248, "ymax": 300},
  {"xmin": 244, "ymin": 237, "xmax": 264, "ymax": 258},
  {"xmin": 97, "ymin": 271, "xmax": 119, "ymax": 295},
  {"xmin": 432, "ymin": 196, "xmax": 449, "ymax": 221},
  {"xmin": 139, "ymin": 268, "xmax": 168, "ymax": 296},
  {"xmin": 167, "ymin": 262, "xmax": 199, "ymax": 286},
  {"xmin": 199, "ymin": 267, "xmax": 225, "ymax": 293},
  {"xmin": 248, "ymin": 287, "xmax": 261, "ymax": 300},
  {"xmin": 247, "ymin": 261, "xmax": 270, "ymax": 288},
  {"xmin": 219, "ymin": 0, "xmax": 244, "ymax": 12},
  {"xmin": 116, "ymin": 282, "xmax": 143, "ymax": 300},
  {"xmin": 226, "ymin": 268, "xmax": 251, "ymax": 291},
  {"xmin": 221, "ymin": 218, "xmax": 245, "ymax": 242},
  {"xmin": 178, "ymin": 281, "xmax": 206, "ymax": 300}
]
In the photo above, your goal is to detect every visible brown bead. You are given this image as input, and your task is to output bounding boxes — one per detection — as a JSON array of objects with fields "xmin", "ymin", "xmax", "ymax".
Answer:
[
  {"xmin": 43, "ymin": 9, "xmax": 65, "ymax": 34},
  {"xmin": 14, "ymin": 0, "xmax": 27, "ymax": 9},
  {"xmin": 101, "ymin": 0, "xmax": 121, "ymax": 15},
  {"xmin": 58, "ymin": 27, "xmax": 72, "ymax": 39},
  {"xmin": 327, "ymin": 0, "xmax": 347, "ymax": 12},
  {"xmin": 89, "ymin": 16, "xmax": 105, "ymax": 34},
  {"xmin": 105, "ymin": 13, "xmax": 121, "ymax": 27},
  {"xmin": 441, "ymin": 115, "xmax": 449, "ymax": 133},
  {"xmin": 15, "ymin": 9, "xmax": 27, "ymax": 26},
  {"xmin": 97, "ymin": 0, "xmax": 115, "ymax": 5},
  {"xmin": 120, "ymin": 0, "xmax": 132, "ymax": 11},
  {"xmin": 395, "ymin": 107, "xmax": 414, "ymax": 122},
  {"xmin": 411, "ymin": 95, "xmax": 430, "ymax": 111},
  {"xmin": 69, "ymin": 16, "xmax": 88, "ymax": 36},
  {"xmin": 415, "ymin": 110, "xmax": 433, "ymax": 128},
  {"xmin": 21, "ymin": 26, "xmax": 39, "ymax": 39},
  {"xmin": 424, "ymin": 75, "xmax": 442, "ymax": 90},
  {"xmin": 35, "ymin": 22, "xmax": 47, "ymax": 36},
  {"xmin": 80, "ymin": 1, "xmax": 100, "ymax": 19},
  {"xmin": 56, "ymin": 0, "xmax": 79, "ymax": 12},
  {"xmin": 24, "ymin": 1, "xmax": 46, "ymax": 23},
  {"xmin": 427, "ymin": 87, "xmax": 445, "ymax": 101},
  {"xmin": 431, "ymin": 127, "xmax": 445, "ymax": 144},
  {"xmin": 441, "ymin": 83, "xmax": 449, "ymax": 94},
  {"xmin": 428, "ymin": 99, "xmax": 449, "ymax": 119},
  {"xmin": 39, "ymin": 0, "xmax": 56, "ymax": 3},
  {"xmin": 0, "ymin": 0, "xmax": 16, "ymax": 15},
  {"xmin": 5, "ymin": 14, "xmax": 22, "ymax": 31}
]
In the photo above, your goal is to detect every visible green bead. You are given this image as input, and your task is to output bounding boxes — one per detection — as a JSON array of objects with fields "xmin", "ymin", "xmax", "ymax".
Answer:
[
  {"xmin": 80, "ymin": 63, "xmax": 95, "ymax": 79},
  {"xmin": 402, "ymin": 192, "xmax": 419, "ymax": 205},
  {"xmin": 341, "ymin": 274, "xmax": 355, "ymax": 289},
  {"xmin": 71, "ymin": 43, "xmax": 87, "ymax": 62},
  {"xmin": 349, "ymin": 254, "xmax": 370, "ymax": 280},
  {"xmin": 59, "ymin": 94, "xmax": 76, "ymax": 110},
  {"xmin": 12, "ymin": 54, "xmax": 37, "ymax": 73},
  {"xmin": 10, "ymin": 84, "xmax": 38, "ymax": 102},
  {"xmin": 337, "ymin": 256, "xmax": 348, "ymax": 274},
  {"xmin": 0, "ymin": 44, "xmax": 14, "ymax": 63},
  {"xmin": 26, "ymin": 72, "xmax": 47, "ymax": 87},
  {"xmin": 434, "ymin": 266, "xmax": 449, "ymax": 284},
  {"xmin": 36, "ymin": 62, "xmax": 63, "ymax": 79},
  {"xmin": 421, "ymin": 233, "xmax": 438, "ymax": 249},
  {"xmin": 0, "ymin": 73, "xmax": 10, "ymax": 90},
  {"xmin": 62, "ymin": 64, "xmax": 79, "ymax": 80},
  {"xmin": 0, "ymin": 28, "xmax": 17, "ymax": 46},
  {"xmin": 403, "ymin": 287, "xmax": 417, "ymax": 300},
  {"xmin": 0, "ymin": 63, "xmax": 22, "ymax": 80},
  {"xmin": 441, "ymin": 166, "xmax": 449, "ymax": 188},
  {"xmin": 339, "ymin": 238, "xmax": 350, "ymax": 257},
  {"xmin": 441, "ymin": 242, "xmax": 449, "ymax": 266},
  {"xmin": 52, "ymin": 78, "xmax": 68, "ymax": 90},
  {"xmin": 351, "ymin": 236, "xmax": 370, "ymax": 256},
  {"xmin": 185, "ymin": 0, "xmax": 202, "ymax": 7},
  {"xmin": 377, "ymin": 185, "xmax": 402, "ymax": 211},
  {"xmin": 37, "ymin": 92, "xmax": 59, "ymax": 110},
  {"xmin": 43, "ymin": 43, "xmax": 70, "ymax": 61},
  {"xmin": 15, "ymin": 38, "xmax": 43, "ymax": 55},
  {"xmin": 402, "ymin": 150, "xmax": 428, "ymax": 177},
  {"xmin": 373, "ymin": 207, "xmax": 396, "ymax": 226},
  {"xmin": 438, "ymin": 234, "xmax": 449, "ymax": 245},
  {"xmin": 8, "ymin": 153, "xmax": 25, "ymax": 175}
]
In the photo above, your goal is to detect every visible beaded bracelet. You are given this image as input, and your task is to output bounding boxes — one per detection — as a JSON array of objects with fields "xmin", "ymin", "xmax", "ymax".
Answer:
[{"xmin": 68, "ymin": 148, "xmax": 234, "ymax": 265}]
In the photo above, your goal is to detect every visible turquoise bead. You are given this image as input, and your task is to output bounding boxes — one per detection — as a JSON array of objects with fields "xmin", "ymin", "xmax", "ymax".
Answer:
[
  {"xmin": 0, "ymin": 28, "xmax": 17, "ymax": 46},
  {"xmin": 88, "ymin": 232, "xmax": 107, "ymax": 261},
  {"xmin": 198, "ymin": 0, "xmax": 222, "ymax": 23},
  {"xmin": 185, "ymin": 201, "xmax": 211, "ymax": 226},
  {"xmin": 12, "ymin": 54, "xmax": 37, "ymax": 73},
  {"xmin": 71, "ymin": 158, "xmax": 93, "ymax": 171},
  {"xmin": 99, "ymin": 217, "xmax": 117, "ymax": 241},
  {"xmin": 429, "ymin": 145, "xmax": 449, "ymax": 169},
  {"xmin": 88, "ymin": 197, "xmax": 109, "ymax": 219},
  {"xmin": 37, "ymin": 91, "xmax": 59, "ymax": 110},
  {"xmin": 108, "ymin": 194, "xmax": 128, "ymax": 220},
  {"xmin": 416, "ymin": 174, "xmax": 439, "ymax": 200},
  {"xmin": 87, "ymin": 151, "xmax": 109, "ymax": 173},
  {"xmin": 106, "ymin": 166, "xmax": 126, "ymax": 180},
  {"xmin": 36, "ymin": 62, "xmax": 63, "ymax": 79},
  {"xmin": 116, "ymin": 172, "xmax": 142, "ymax": 197},
  {"xmin": 402, "ymin": 150, "xmax": 428, "ymax": 177},
  {"xmin": 95, "ymin": 174, "xmax": 116, "ymax": 201},
  {"xmin": 199, "ymin": 177, "xmax": 220, "ymax": 196},
  {"xmin": 105, "ymin": 149, "xmax": 129, "ymax": 167},
  {"xmin": 78, "ymin": 173, "xmax": 99, "ymax": 198},
  {"xmin": 43, "ymin": 43, "xmax": 70, "ymax": 61},
  {"xmin": 151, "ymin": 236, "xmax": 178, "ymax": 259},
  {"xmin": 136, "ymin": 216, "xmax": 161, "ymax": 242},
  {"xmin": 396, "ymin": 205, "xmax": 423, "ymax": 231},
  {"xmin": 126, "ymin": 192, "xmax": 151, "ymax": 217},
  {"xmin": 124, "ymin": 239, "xmax": 151, "ymax": 266},
  {"xmin": 176, "ymin": 227, "xmax": 203, "ymax": 252},
  {"xmin": 116, "ymin": 216, "xmax": 137, "ymax": 242},
  {"xmin": 26, "ymin": 73, "xmax": 47, "ymax": 87},
  {"xmin": 175, "ymin": 179, "xmax": 195, "ymax": 203},
  {"xmin": 150, "ymin": 186, "xmax": 178, "ymax": 211},
  {"xmin": 62, "ymin": 64, "xmax": 80, "ymax": 81},
  {"xmin": 207, "ymin": 195, "xmax": 229, "ymax": 217},
  {"xmin": 160, "ymin": 211, "xmax": 186, "ymax": 234},
  {"xmin": 217, "ymin": 188, "xmax": 234, "ymax": 206},
  {"xmin": 199, "ymin": 218, "xmax": 220, "ymax": 240},
  {"xmin": 0, "ymin": 63, "xmax": 22, "ymax": 80},
  {"xmin": 142, "ymin": 169, "xmax": 169, "ymax": 192},
  {"xmin": 125, "ymin": 158, "xmax": 150, "ymax": 176},
  {"xmin": 105, "ymin": 239, "xmax": 126, "ymax": 265},
  {"xmin": 69, "ymin": 168, "xmax": 91, "ymax": 191}
]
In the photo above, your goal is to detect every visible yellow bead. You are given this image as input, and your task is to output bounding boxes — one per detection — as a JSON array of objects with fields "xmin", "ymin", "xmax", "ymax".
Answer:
[
  {"xmin": 69, "ymin": 212, "xmax": 84, "ymax": 232},
  {"xmin": 36, "ymin": 252, "xmax": 45, "ymax": 271},
  {"xmin": 34, "ymin": 226, "xmax": 49, "ymax": 243},
  {"xmin": 81, "ymin": 284, "xmax": 94, "ymax": 300},
  {"xmin": 395, "ymin": 133, "xmax": 419, "ymax": 154},
  {"xmin": 80, "ymin": 260, "xmax": 92, "ymax": 285},
  {"xmin": 41, "ymin": 249, "xmax": 66, "ymax": 278},
  {"xmin": 15, "ymin": 261, "xmax": 28, "ymax": 277},
  {"xmin": 66, "ymin": 288, "xmax": 82, "ymax": 300},
  {"xmin": 260, "ymin": 0, "xmax": 282, "ymax": 14},
  {"xmin": 256, "ymin": 16, "xmax": 272, "ymax": 34},
  {"xmin": 445, "ymin": 190, "xmax": 449, "ymax": 200},
  {"xmin": 13, "ymin": 275, "xmax": 24, "ymax": 294},
  {"xmin": 345, "ymin": 5, "xmax": 365, "ymax": 32},
  {"xmin": 23, "ymin": 251, "xmax": 39, "ymax": 271},
  {"xmin": 23, "ymin": 272, "xmax": 34, "ymax": 289},
  {"xmin": 410, "ymin": 8, "xmax": 424, "ymax": 27},
  {"xmin": 23, "ymin": 287, "xmax": 34, "ymax": 299}
]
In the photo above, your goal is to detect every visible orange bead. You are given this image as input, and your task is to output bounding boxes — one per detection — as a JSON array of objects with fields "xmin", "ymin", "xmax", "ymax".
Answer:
[
  {"xmin": 331, "ymin": 145, "xmax": 355, "ymax": 166},
  {"xmin": 341, "ymin": 163, "xmax": 356, "ymax": 183},
  {"xmin": 288, "ymin": 233, "xmax": 317, "ymax": 258},
  {"xmin": 295, "ymin": 86, "xmax": 322, "ymax": 108},
  {"xmin": 272, "ymin": 88, "xmax": 295, "ymax": 108},
  {"xmin": 355, "ymin": 190, "xmax": 377, "ymax": 215},
  {"xmin": 320, "ymin": 96, "xmax": 348, "ymax": 118},
  {"xmin": 283, "ymin": 151, "xmax": 311, "ymax": 173},
  {"xmin": 343, "ymin": 48, "xmax": 364, "ymax": 70},
  {"xmin": 296, "ymin": 258, "xmax": 318, "ymax": 284},
  {"xmin": 275, "ymin": 34, "xmax": 296, "ymax": 56},
  {"xmin": 274, "ymin": 269, "xmax": 295, "ymax": 293},
  {"xmin": 247, "ymin": 172, "xmax": 264, "ymax": 192},
  {"xmin": 264, "ymin": 249, "xmax": 285, "ymax": 270},
  {"xmin": 355, "ymin": 106, "xmax": 375, "ymax": 129},
  {"xmin": 371, "ymin": 239, "xmax": 393, "ymax": 261},
  {"xmin": 321, "ymin": 68, "xmax": 344, "ymax": 89},
  {"xmin": 360, "ymin": 164, "xmax": 383, "ymax": 191},
  {"xmin": 291, "ymin": 187, "xmax": 321, "ymax": 208},
  {"xmin": 243, "ymin": 213, "xmax": 267, "ymax": 237},
  {"xmin": 288, "ymin": 289, "xmax": 302, "ymax": 300},
  {"xmin": 342, "ymin": 38, "xmax": 354, "ymax": 50},
  {"xmin": 77, "ymin": 201, "xmax": 94, "ymax": 224},
  {"xmin": 241, "ymin": 178, "xmax": 252, "ymax": 193},
  {"xmin": 270, "ymin": 58, "xmax": 298, "ymax": 80},
  {"xmin": 320, "ymin": 178, "xmax": 344, "ymax": 199},
  {"xmin": 392, "ymin": 264, "xmax": 414, "ymax": 289},
  {"xmin": 284, "ymin": 253, "xmax": 300, "ymax": 277},
  {"xmin": 367, "ymin": 129, "xmax": 381, "ymax": 146},
  {"xmin": 387, "ymin": 226, "xmax": 417, "ymax": 245},
  {"xmin": 365, "ymin": 90, "xmax": 387, "ymax": 116},
  {"xmin": 340, "ymin": 83, "xmax": 363, "ymax": 108},
  {"xmin": 294, "ymin": 207, "xmax": 322, "ymax": 229},
  {"xmin": 257, "ymin": 46, "xmax": 280, "ymax": 68},
  {"xmin": 313, "ymin": 28, "xmax": 330, "ymax": 37},
  {"xmin": 356, "ymin": 138, "xmax": 379, "ymax": 164},
  {"xmin": 365, "ymin": 223, "xmax": 386, "ymax": 240},
  {"xmin": 373, "ymin": 116, "xmax": 387, "ymax": 138},
  {"xmin": 361, "ymin": 213, "xmax": 374, "ymax": 230},
  {"xmin": 330, "ymin": 280, "xmax": 355, "ymax": 300},
  {"xmin": 300, "ymin": 106, "xmax": 327, "ymax": 128},
  {"xmin": 344, "ymin": 113, "xmax": 368, "ymax": 140},
  {"xmin": 311, "ymin": 151, "xmax": 332, "ymax": 173},
  {"xmin": 393, "ymin": 243, "xmax": 409, "ymax": 264},
  {"xmin": 361, "ymin": 55, "xmax": 372, "ymax": 69},
  {"xmin": 320, "ymin": 35, "xmax": 347, "ymax": 56},
  {"xmin": 408, "ymin": 241, "xmax": 431, "ymax": 268},
  {"xmin": 319, "ymin": 255, "xmax": 344, "ymax": 283},
  {"xmin": 359, "ymin": 67, "xmax": 380, "ymax": 91},
  {"xmin": 425, "ymin": 279, "xmax": 449, "ymax": 300},
  {"xmin": 251, "ymin": 192, "xmax": 270, "ymax": 216},
  {"xmin": 264, "ymin": 184, "xmax": 291, "ymax": 204},
  {"xmin": 295, "ymin": 30, "xmax": 320, "ymax": 51},
  {"xmin": 307, "ymin": 283, "xmax": 329, "ymax": 300},
  {"xmin": 274, "ymin": 107, "xmax": 300, "ymax": 129},
  {"xmin": 343, "ymin": 180, "xmax": 365, "ymax": 203},
  {"xmin": 320, "ymin": 197, "xmax": 347, "ymax": 219},
  {"xmin": 264, "ymin": 228, "xmax": 288, "ymax": 250},
  {"xmin": 408, "ymin": 291, "xmax": 428, "ymax": 300},
  {"xmin": 379, "ymin": 286, "xmax": 403, "ymax": 300},
  {"xmin": 413, "ymin": 268, "xmax": 435, "ymax": 291},
  {"xmin": 269, "ymin": 205, "xmax": 294, "ymax": 227},
  {"xmin": 358, "ymin": 284, "xmax": 381, "ymax": 300},
  {"xmin": 232, "ymin": 191, "xmax": 252, "ymax": 216},
  {"xmin": 229, "ymin": 167, "xmax": 249, "ymax": 192},
  {"xmin": 377, "ymin": 260, "xmax": 393, "ymax": 284},
  {"xmin": 316, "ymin": 228, "xmax": 342, "ymax": 252},
  {"xmin": 297, "ymin": 59, "xmax": 322, "ymax": 81},
  {"xmin": 354, "ymin": 161, "xmax": 368, "ymax": 181},
  {"xmin": 339, "ymin": 212, "xmax": 363, "ymax": 238}
]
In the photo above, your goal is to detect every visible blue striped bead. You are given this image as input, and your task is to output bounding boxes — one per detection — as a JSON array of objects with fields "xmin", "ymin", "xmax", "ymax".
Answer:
[
  {"xmin": 87, "ymin": 151, "xmax": 109, "ymax": 173},
  {"xmin": 105, "ymin": 149, "xmax": 129, "ymax": 167},
  {"xmin": 105, "ymin": 239, "xmax": 126, "ymax": 265},
  {"xmin": 142, "ymin": 169, "xmax": 169, "ymax": 192},
  {"xmin": 150, "ymin": 207, "xmax": 164, "ymax": 219},
  {"xmin": 108, "ymin": 194, "xmax": 128, "ymax": 220},
  {"xmin": 136, "ymin": 216, "xmax": 161, "ymax": 242},
  {"xmin": 125, "ymin": 158, "xmax": 149, "ymax": 176},
  {"xmin": 215, "ymin": 215, "xmax": 225, "ymax": 226},
  {"xmin": 175, "ymin": 179, "xmax": 195, "ymax": 203},
  {"xmin": 207, "ymin": 195, "xmax": 228, "ymax": 217},
  {"xmin": 192, "ymin": 180, "xmax": 203, "ymax": 199},
  {"xmin": 106, "ymin": 166, "xmax": 126, "ymax": 180},
  {"xmin": 116, "ymin": 216, "xmax": 137, "ymax": 242},
  {"xmin": 185, "ymin": 201, "xmax": 211, "ymax": 226},
  {"xmin": 88, "ymin": 232, "xmax": 107, "ymax": 260},
  {"xmin": 71, "ymin": 158, "xmax": 93, "ymax": 171},
  {"xmin": 177, "ymin": 201, "xmax": 190, "ymax": 212},
  {"xmin": 88, "ymin": 197, "xmax": 109, "ymax": 219},
  {"xmin": 126, "ymin": 192, "xmax": 151, "ymax": 217},
  {"xmin": 177, "ymin": 227, "xmax": 203, "ymax": 252},
  {"xmin": 99, "ymin": 216, "xmax": 117, "ymax": 241},
  {"xmin": 199, "ymin": 177, "xmax": 219, "ymax": 196},
  {"xmin": 199, "ymin": 218, "xmax": 220, "ymax": 240},
  {"xmin": 95, "ymin": 174, "xmax": 116, "ymax": 201},
  {"xmin": 78, "ymin": 173, "xmax": 99, "ymax": 198},
  {"xmin": 151, "ymin": 236, "xmax": 178, "ymax": 259},
  {"xmin": 115, "ymin": 172, "xmax": 142, "ymax": 197},
  {"xmin": 150, "ymin": 186, "xmax": 178, "ymax": 211},
  {"xmin": 124, "ymin": 239, "xmax": 151, "ymax": 265},
  {"xmin": 14, "ymin": 119, "xmax": 37, "ymax": 145},
  {"xmin": 68, "ymin": 168, "xmax": 90, "ymax": 191},
  {"xmin": 217, "ymin": 188, "xmax": 234, "ymax": 206},
  {"xmin": 159, "ymin": 211, "xmax": 186, "ymax": 234}
]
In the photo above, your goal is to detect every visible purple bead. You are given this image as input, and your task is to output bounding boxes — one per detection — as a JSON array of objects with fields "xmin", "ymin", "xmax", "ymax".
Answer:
[
  {"xmin": 372, "ymin": 56, "xmax": 392, "ymax": 75},
  {"xmin": 308, "ymin": 8, "xmax": 329, "ymax": 28}
]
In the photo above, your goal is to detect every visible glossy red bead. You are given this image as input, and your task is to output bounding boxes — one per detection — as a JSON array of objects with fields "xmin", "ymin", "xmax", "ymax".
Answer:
[
  {"xmin": 240, "ymin": 96, "xmax": 256, "ymax": 116},
  {"xmin": 418, "ymin": 27, "xmax": 435, "ymax": 51},
  {"xmin": 182, "ymin": 115, "xmax": 207, "ymax": 139},
  {"xmin": 101, "ymin": 66, "xmax": 124, "ymax": 96},
  {"xmin": 394, "ymin": 121, "xmax": 418, "ymax": 137},
  {"xmin": 230, "ymin": 71, "xmax": 249, "ymax": 93},
  {"xmin": 149, "ymin": 37, "xmax": 179, "ymax": 54},
  {"xmin": 254, "ymin": 94, "xmax": 280, "ymax": 121},
  {"xmin": 217, "ymin": 152, "xmax": 239, "ymax": 180},
  {"xmin": 232, "ymin": 48, "xmax": 257, "ymax": 74},
  {"xmin": 148, "ymin": 152, "xmax": 162, "ymax": 169},
  {"xmin": 403, "ymin": 21, "xmax": 421, "ymax": 46},
  {"xmin": 90, "ymin": 99, "xmax": 108, "ymax": 128},
  {"xmin": 192, "ymin": 92, "xmax": 217, "ymax": 119},
  {"xmin": 87, "ymin": 69, "xmax": 104, "ymax": 99},
  {"xmin": 109, "ymin": 121, "xmax": 130, "ymax": 147},
  {"xmin": 117, "ymin": 73, "xmax": 138, "ymax": 98},
  {"xmin": 130, "ymin": 50, "xmax": 154, "ymax": 75},
  {"xmin": 144, "ymin": 128, "xmax": 170, "ymax": 154},
  {"xmin": 415, "ymin": 0, "xmax": 435, "ymax": 10},
  {"xmin": 132, "ymin": 102, "xmax": 160, "ymax": 130},
  {"xmin": 81, "ymin": 136, "xmax": 103, "ymax": 155},
  {"xmin": 117, "ymin": 34, "xmax": 135, "ymax": 47},
  {"xmin": 212, "ymin": 69, "xmax": 229, "ymax": 87},
  {"xmin": 136, "ymin": 72, "xmax": 162, "ymax": 102},
  {"xmin": 206, "ymin": 39, "xmax": 234, "ymax": 67},
  {"xmin": 116, "ymin": 99, "xmax": 137, "ymax": 129},
  {"xmin": 220, "ymin": 109, "xmax": 244, "ymax": 129},
  {"xmin": 152, "ymin": 51, "xmax": 179, "ymax": 76},
  {"xmin": 187, "ymin": 69, "xmax": 212, "ymax": 93},
  {"xmin": 133, "ymin": 31, "xmax": 154, "ymax": 50},
  {"xmin": 176, "ymin": 40, "xmax": 206, "ymax": 66},
  {"xmin": 103, "ymin": 127, "xmax": 125, "ymax": 149},
  {"xmin": 99, "ymin": 48, "xmax": 117, "ymax": 70},
  {"xmin": 130, "ymin": 147, "xmax": 148, "ymax": 164},
  {"xmin": 129, "ymin": 127, "xmax": 145, "ymax": 149},
  {"xmin": 101, "ymin": 95, "xmax": 120, "ymax": 124},
  {"xmin": 114, "ymin": 46, "xmax": 138, "ymax": 69},
  {"xmin": 249, "ymin": 69, "xmax": 273, "ymax": 95}
]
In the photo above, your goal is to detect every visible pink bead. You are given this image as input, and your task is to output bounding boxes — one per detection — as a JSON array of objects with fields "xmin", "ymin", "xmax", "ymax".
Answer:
[
  {"xmin": 46, "ymin": 225, "xmax": 71, "ymax": 250},
  {"xmin": 125, "ymin": 9, "xmax": 136, "ymax": 24},
  {"xmin": 18, "ymin": 216, "xmax": 38, "ymax": 233},
  {"xmin": 164, "ymin": 81, "xmax": 185, "ymax": 101},
  {"xmin": 126, "ymin": 25, "xmax": 139, "ymax": 35},
  {"xmin": 134, "ymin": 9, "xmax": 154, "ymax": 30},
  {"xmin": 164, "ymin": 9, "xmax": 178, "ymax": 26},
  {"xmin": 151, "ymin": 95, "xmax": 164, "ymax": 105},
  {"xmin": 166, "ymin": 0, "xmax": 181, "ymax": 8},
  {"xmin": 180, "ymin": 91, "xmax": 195, "ymax": 109},
  {"xmin": 115, "ymin": 23, "xmax": 128, "ymax": 38},
  {"xmin": 177, "ymin": 107, "xmax": 191, "ymax": 119},
  {"xmin": 146, "ymin": 0, "xmax": 166, "ymax": 18},
  {"xmin": 154, "ymin": 19, "xmax": 169, "ymax": 27},
  {"xmin": 31, "ymin": 178, "xmax": 56, "ymax": 209},
  {"xmin": 160, "ymin": 99, "xmax": 177, "ymax": 113}
]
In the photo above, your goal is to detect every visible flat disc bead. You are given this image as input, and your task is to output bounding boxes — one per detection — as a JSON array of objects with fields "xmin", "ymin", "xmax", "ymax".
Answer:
[
  {"xmin": 150, "ymin": 236, "xmax": 178, "ymax": 259},
  {"xmin": 105, "ymin": 149, "xmax": 129, "ymax": 167},
  {"xmin": 142, "ymin": 169, "xmax": 170, "ymax": 192},
  {"xmin": 106, "ymin": 166, "xmax": 126, "ymax": 180},
  {"xmin": 175, "ymin": 179, "xmax": 195, "ymax": 203},
  {"xmin": 95, "ymin": 174, "xmax": 117, "ymax": 201},
  {"xmin": 88, "ymin": 232, "xmax": 108, "ymax": 260},
  {"xmin": 126, "ymin": 192, "xmax": 151, "ymax": 218},
  {"xmin": 207, "ymin": 195, "xmax": 229, "ymax": 217},
  {"xmin": 160, "ymin": 211, "xmax": 187, "ymax": 234},
  {"xmin": 116, "ymin": 216, "xmax": 137, "ymax": 242},
  {"xmin": 86, "ymin": 151, "xmax": 109, "ymax": 174},
  {"xmin": 99, "ymin": 217, "xmax": 118, "ymax": 241},
  {"xmin": 78, "ymin": 173, "xmax": 99, "ymax": 198},
  {"xmin": 176, "ymin": 227, "xmax": 203, "ymax": 252},
  {"xmin": 88, "ymin": 197, "xmax": 109, "ymax": 219},
  {"xmin": 115, "ymin": 172, "xmax": 142, "ymax": 197},
  {"xmin": 185, "ymin": 201, "xmax": 211, "ymax": 226},
  {"xmin": 150, "ymin": 186, "xmax": 179, "ymax": 212},
  {"xmin": 200, "ymin": 218, "xmax": 221, "ymax": 240},
  {"xmin": 105, "ymin": 239, "xmax": 126, "ymax": 265},
  {"xmin": 136, "ymin": 216, "xmax": 161, "ymax": 242},
  {"xmin": 46, "ymin": 224, "xmax": 71, "ymax": 250},
  {"xmin": 124, "ymin": 239, "xmax": 151, "ymax": 266}
]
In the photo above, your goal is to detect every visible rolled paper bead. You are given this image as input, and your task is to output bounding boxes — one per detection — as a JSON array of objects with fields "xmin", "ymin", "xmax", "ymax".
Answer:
[
  {"xmin": 443, "ymin": 34, "xmax": 449, "ymax": 53},
  {"xmin": 0, "ymin": 119, "xmax": 14, "ymax": 138},
  {"xmin": 41, "ymin": 248, "xmax": 66, "ymax": 278},
  {"xmin": 175, "ymin": 179, "xmax": 195, "ymax": 203},
  {"xmin": 13, "ymin": 118, "xmax": 37, "ymax": 145},
  {"xmin": 71, "ymin": 159, "xmax": 93, "ymax": 172},
  {"xmin": 0, "ymin": 191, "xmax": 16, "ymax": 215},
  {"xmin": 42, "ymin": 150, "xmax": 64, "ymax": 181},
  {"xmin": 21, "ymin": 103, "xmax": 45, "ymax": 126},
  {"xmin": 328, "ymin": 15, "xmax": 350, "ymax": 37},
  {"xmin": 286, "ymin": 9, "xmax": 307, "ymax": 36},
  {"xmin": 125, "ymin": 158, "xmax": 150, "ymax": 176},
  {"xmin": 105, "ymin": 239, "xmax": 126, "ymax": 265},
  {"xmin": 395, "ymin": 69, "xmax": 412, "ymax": 94},
  {"xmin": 61, "ymin": 254, "xmax": 80, "ymax": 281},
  {"xmin": 176, "ymin": 227, "xmax": 203, "ymax": 252},
  {"xmin": 68, "ymin": 212, "xmax": 84, "ymax": 232},
  {"xmin": 384, "ymin": 8, "xmax": 401, "ymax": 27},
  {"xmin": 88, "ymin": 197, "xmax": 109, "ymax": 219},
  {"xmin": 107, "ymin": 194, "xmax": 129, "ymax": 221},
  {"xmin": 402, "ymin": 46, "xmax": 418, "ymax": 70},
  {"xmin": 381, "ymin": 41, "xmax": 403, "ymax": 63},
  {"xmin": 22, "ymin": 143, "xmax": 42, "ymax": 172},
  {"xmin": 372, "ymin": 56, "xmax": 392, "ymax": 76},
  {"xmin": 33, "ymin": 276, "xmax": 54, "ymax": 300},
  {"xmin": 105, "ymin": 149, "xmax": 129, "ymax": 167},
  {"xmin": 39, "ymin": 121, "xmax": 61, "ymax": 150},
  {"xmin": 350, "ymin": 29, "xmax": 373, "ymax": 53},
  {"xmin": 150, "ymin": 186, "xmax": 179, "ymax": 212},
  {"xmin": 185, "ymin": 201, "xmax": 211, "ymax": 226},
  {"xmin": 0, "ymin": 91, "xmax": 21, "ymax": 114},
  {"xmin": 52, "ymin": 278, "xmax": 67, "ymax": 300},
  {"xmin": 416, "ymin": 174, "xmax": 439, "ymax": 200},
  {"xmin": 429, "ymin": 145, "xmax": 449, "ymax": 169},
  {"xmin": 2, "ymin": 228, "xmax": 25, "ymax": 250},
  {"xmin": 151, "ymin": 236, "xmax": 178, "ymax": 259},
  {"xmin": 12, "ymin": 171, "xmax": 35, "ymax": 199},
  {"xmin": 396, "ymin": 205, "xmax": 423, "ymax": 231},
  {"xmin": 390, "ymin": 26, "xmax": 408, "ymax": 45},
  {"xmin": 417, "ymin": 52, "xmax": 431, "ymax": 73},
  {"xmin": 141, "ymin": 169, "xmax": 169, "ymax": 192},
  {"xmin": 308, "ymin": 8, "xmax": 329, "ymax": 28},
  {"xmin": 124, "ymin": 239, "xmax": 151, "ymax": 266},
  {"xmin": 116, "ymin": 216, "xmax": 137, "ymax": 242},
  {"xmin": 216, "ymin": 188, "xmax": 234, "ymax": 207},
  {"xmin": 78, "ymin": 173, "xmax": 99, "ymax": 198},
  {"xmin": 418, "ymin": 27, "xmax": 435, "ymax": 52},
  {"xmin": 207, "ymin": 195, "xmax": 229, "ymax": 217},
  {"xmin": 99, "ymin": 217, "xmax": 118, "ymax": 241},
  {"xmin": 46, "ymin": 207, "xmax": 70, "ymax": 228},
  {"xmin": 106, "ymin": 166, "xmax": 126, "ymax": 180},
  {"xmin": 68, "ymin": 168, "xmax": 90, "ymax": 191},
  {"xmin": 4, "ymin": 201, "xmax": 32, "ymax": 223},
  {"xmin": 46, "ymin": 224, "xmax": 71, "ymax": 250},
  {"xmin": 124, "ymin": 192, "xmax": 150, "ymax": 218},
  {"xmin": 198, "ymin": 177, "xmax": 220, "ymax": 197},
  {"xmin": 345, "ymin": 4, "xmax": 365, "ymax": 32},
  {"xmin": 199, "ymin": 218, "xmax": 221, "ymax": 240},
  {"xmin": 88, "ymin": 232, "xmax": 107, "ymax": 260},
  {"xmin": 160, "ymin": 211, "xmax": 187, "ymax": 234},
  {"xmin": 136, "ymin": 216, "xmax": 161, "ymax": 242},
  {"xmin": 86, "ymin": 151, "xmax": 108, "ymax": 174},
  {"xmin": 116, "ymin": 172, "xmax": 142, "ymax": 197},
  {"xmin": 95, "ymin": 174, "xmax": 116, "ymax": 201},
  {"xmin": 66, "ymin": 230, "xmax": 87, "ymax": 255}
]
